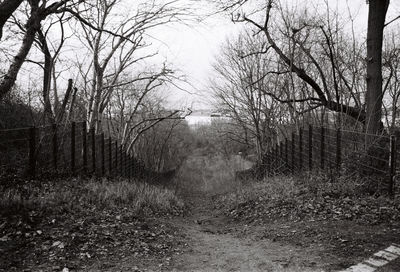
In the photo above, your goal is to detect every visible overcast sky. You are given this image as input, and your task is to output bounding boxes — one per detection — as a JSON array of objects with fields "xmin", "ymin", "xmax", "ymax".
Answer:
[
  {"xmin": 150, "ymin": 7, "xmax": 244, "ymax": 110},
  {"xmin": 148, "ymin": 0, "xmax": 399, "ymax": 110}
]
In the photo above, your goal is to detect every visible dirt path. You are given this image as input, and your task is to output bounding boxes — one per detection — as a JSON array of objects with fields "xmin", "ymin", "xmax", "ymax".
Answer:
[
  {"xmin": 165, "ymin": 153, "xmax": 398, "ymax": 272},
  {"xmin": 162, "ymin": 153, "xmax": 326, "ymax": 271},
  {"xmin": 168, "ymin": 194, "xmax": 326, "ymax": 272}
]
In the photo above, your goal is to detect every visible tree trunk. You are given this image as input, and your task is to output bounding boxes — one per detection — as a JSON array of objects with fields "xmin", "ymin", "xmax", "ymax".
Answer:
[
  {"xmin": 365, "ymin": 0, "xmax": 390, "ymax": 134},
  {"xmin": 38, "ymin": 30, "xmax": 55, "ymax": 124},
  {"xmin": 52, "ymin": 68, "xmax": 60, "ymax": 114},
  {"xmin": 89, "ymin": 69, "xmax": 104, "ymax": 132},
  {"xmin": 0, "ymin": 0, "xmax": 24, "ymax": 40},
  {"xmin": 0, "ymin": 9, "xmax": 40, "ymax": 100}
]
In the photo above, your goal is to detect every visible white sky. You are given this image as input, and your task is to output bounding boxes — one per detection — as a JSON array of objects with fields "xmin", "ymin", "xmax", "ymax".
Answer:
[
  {"xmin": 147, "ymin": 0, "xmax": 399, "ymax": 110},
  {"xmin": 149, "ymin": 11, "xmax": 244, "ymax": 110}
]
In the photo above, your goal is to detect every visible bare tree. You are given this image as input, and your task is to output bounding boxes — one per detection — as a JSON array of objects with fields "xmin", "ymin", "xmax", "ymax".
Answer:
[
  {"xmin": 104, "ymin": 68, "xmax": 190, "ymax": 154},
  {"xmin": 382, "ymin": 31, "xmax": 400, "ymax": 132},
  {"xmin": 0, "ymin": 0, "xmax": 86, "ymax": 100},
  {"xmin": 212, "ymin": 31, "xmax": 289, "ymax": 159},
  {"xmin": 217, "ymin": 0, "xmax": 394, "ymax": 135},
  {"xmin": 72, "ymin": 0, "xmax": 191, "ymax": 132}
]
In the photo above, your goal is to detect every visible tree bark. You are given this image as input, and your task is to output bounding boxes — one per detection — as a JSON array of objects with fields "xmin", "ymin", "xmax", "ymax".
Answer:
[
  {"xmin": 56, "ymin": 79, "xmax": 73, "ymax": 123},
  {"xmin": 0, "ymin": 0, "xmax": 24, "ymax": 40},
  {"xmin": 38, "ymin": 30, "xmax": 55, "ymax": 124},
  {"xmin": 89, "ymin": 68, "xmax": 104, "ymax": 132},
  {"xmin": 365, "ymin": 0, "xmax": 390, "ymax": 134},
  {"xmin": 0, "ymin": 7, "xmax": 40, "ymax": 100}
]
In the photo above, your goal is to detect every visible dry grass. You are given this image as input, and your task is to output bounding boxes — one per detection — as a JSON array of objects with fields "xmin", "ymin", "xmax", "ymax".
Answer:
[
  {"xmin": 175, "ymin": 152, "xmax": 252, "ymax": 195},
  {"xmin": 84, "ymin": 179, "xmax": 183, "ymax": 212},
  {"xmin": 217, "ymin": 174, "xmax": 299, "ymax": 208},
  {"xmin": 216, "ymin": 171, "xmax": 377, "ymax": 210},
  {"xmin": 0, "ymin": 177, "xmax": 184, "ymax": 216}
]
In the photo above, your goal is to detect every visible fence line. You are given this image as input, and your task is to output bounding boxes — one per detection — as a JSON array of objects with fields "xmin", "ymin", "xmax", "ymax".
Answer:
[
  {"xmin": 0, "ymin": 121, "xmax": 149, "ymax": 180},
  {"xmin": 262, "ymin": 125, "xmax": 398, "ymax": 196}
]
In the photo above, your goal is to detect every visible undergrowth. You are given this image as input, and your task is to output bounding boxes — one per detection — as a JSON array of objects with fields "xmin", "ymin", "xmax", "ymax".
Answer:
[
  {"xmin": 0, "ymin": 177, "xmax": 186, "ymax": 271},
  {"xmin": 176, "ymin": 151, "xmax": 252, "ymax": 195},
  {"xmin": 215, "ymin": 172, "xmax": 400, "ymax": 226},
  {"xmin": 219, "ymin": 172, "xmax": 398, "ymax": 207},
  {"xmin": 0, "ymin": 177, "xmax": 184, "ymax": 217}
]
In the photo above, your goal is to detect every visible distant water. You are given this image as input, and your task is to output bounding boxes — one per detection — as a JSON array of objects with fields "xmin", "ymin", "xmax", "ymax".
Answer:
[{"xmin": 185, "ymin": 115, "xmax": 212, "ymax": 126}]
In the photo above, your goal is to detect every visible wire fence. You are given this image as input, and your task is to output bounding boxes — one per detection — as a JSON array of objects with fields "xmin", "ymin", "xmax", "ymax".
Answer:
[
  {"xmin": 0, "ymin": 121, "xmax": 150, "ymax": 181},
  {"xmin": 262, "ymin": 125, "xmax": 397, "ymax": 195}
]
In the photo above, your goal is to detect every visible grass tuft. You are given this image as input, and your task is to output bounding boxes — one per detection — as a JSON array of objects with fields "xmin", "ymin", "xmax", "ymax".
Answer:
[
  {"xmin": 83, "ymin": 178, "xmax": 184, "ymax": 212},
  {"xmin": 0, "ymin": 177, "xmax": 184, "ymax": 217}
]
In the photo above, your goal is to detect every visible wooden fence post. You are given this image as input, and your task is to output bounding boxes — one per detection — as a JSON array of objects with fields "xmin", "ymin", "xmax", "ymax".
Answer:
[
  {"xmin": 133, "ymin": 158, "xmax": 137, "ymax": 177},
  {"xmin": 291, "ymin": 132, "xmax": 295, "ymax": 173},
  {"xmin": 389, "ymin": 135, "xmax": 397, "ymax": 197},
  {"xmin": 336, "ymin": 128, "xmax": 342, "ymax": 171},
  {"xmin": 131, "ymin": 157, "xmax": 133, "ymax": 178},
  {"xmin": 279, "ymin": 142, "xmax": 283, "ymax": 170},
  {"xmin": 308, "ymin": 125, "xmax": 313, "ymax": 171},
  {"xmin": 320, "ymin": 126, "xmax": 325, "ymax": 170},
  {"xmin": 82, "ymin": 122, "xmax": 87, "ymax": 173},
  {"xmin": 299, "ymin": 128, "xmax": 303, "ymax": 170},
  {"xmin": 276, "ymin": 144, "xmax": 279, "ymax": 170},
  {"xmin": 101, "ymin": 133, "xmax": 105, "ymax": 176},
  {"xmin": 133, "ymin": 158, "xmax": 136, "ymax": 176},
  {"xmin": 115, "ymin": 141, "xmax": 118, "ymax": 175},
  {"xmin": 29, "ymin": 126, "xmax": 36, "ymax": 179},
  {"xmin": 127, "ymin": 156, "xmax": 130, "ymax": 179},
  {"xmin": 52, "ymin": 124, "xmax": 58, "ymax": 171},
  {"xmin": 271, "ymin": 145, "xmax": 275, "ymax": 173},
  {"xmin": 124, "ymin": 149, "xmax": 126, "ymax": 177},
  {"xmin": 71, "ymin": 122, "xmax": 76, "ymax": 173},
  {"xmin": 124, "ymin": 152, "xmax": 127, "ymax": 177},
  {"xmin": 120, "ymin": 145, "xmax": 123, "ymax": 176},
  {"xmin": 90, "ymin": 128, "xmax": 96, "ymax": 174},
  {"xmin": 129, "ymin": 156, "xmax": 132, "ymax": 179},
  {"xmin": 109, "ymin": 138, "xmax": 112, "ymax": 175},
  {"xmin": 285, "ymin": 138, "xmax": 288, "ymax": 171}
]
